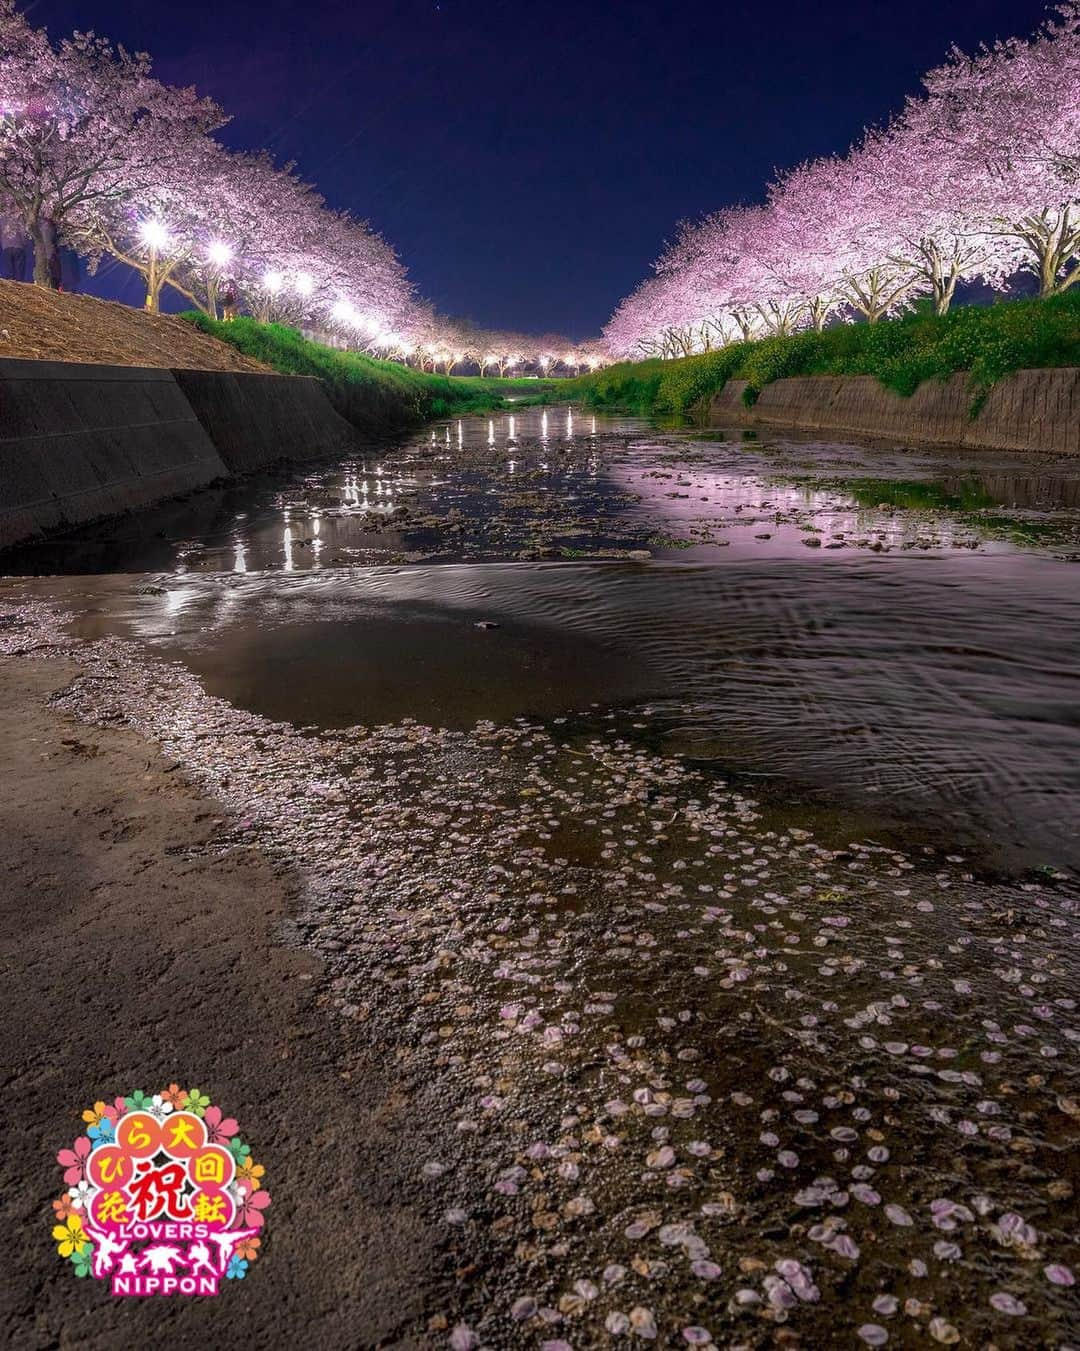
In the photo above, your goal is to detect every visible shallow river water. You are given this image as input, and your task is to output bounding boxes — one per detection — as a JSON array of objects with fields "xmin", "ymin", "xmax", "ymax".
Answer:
[{"xmin": 2, "ymin": 409, "xmax": 1079, "ymax": 1347}]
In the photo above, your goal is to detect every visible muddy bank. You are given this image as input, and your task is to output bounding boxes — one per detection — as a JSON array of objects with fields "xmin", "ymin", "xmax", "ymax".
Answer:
[
  {"xmin": 0, "ymin": 651, "xmax": 436, "ymax": 1350},
  {"xmin": 0, "ymin": 278, "xmax": 270, "ymax": 372}
]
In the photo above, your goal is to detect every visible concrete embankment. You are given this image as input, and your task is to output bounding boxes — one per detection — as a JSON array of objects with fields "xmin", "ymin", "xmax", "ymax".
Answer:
[
  {"xmin": 171, "ymin": 367, "xmax": 356, "ymax": 474},
  {"xmin": 0, "ymin": 358, "xmax": 357, "ymax": 550},
  {"xmin": 707, "ymin": 367, "xmax": 1080, "ymax": 455}
]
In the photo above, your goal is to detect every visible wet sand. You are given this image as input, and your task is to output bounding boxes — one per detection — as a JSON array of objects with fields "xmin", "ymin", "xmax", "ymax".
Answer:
[
  {"xmin": 2, "ymin": 606, "xmax": 1076, "ymax": 1351},
  {"xmin": 0, "ymin": 653, "xmax": 436, "ymax": 1349}
]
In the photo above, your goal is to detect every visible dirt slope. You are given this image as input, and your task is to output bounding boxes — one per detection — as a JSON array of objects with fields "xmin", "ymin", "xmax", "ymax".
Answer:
[{"xmin": 0, "ymin": 279, "xmax": 269, "ymax": 373}]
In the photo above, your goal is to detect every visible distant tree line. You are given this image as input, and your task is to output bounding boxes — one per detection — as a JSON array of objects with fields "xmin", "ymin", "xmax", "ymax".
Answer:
[
  {"xmin": 604, "ymin": 5, "xmax": 1080, "ymax": 359},
  {"xmin": 0, "ymin": 1, "xmax": 602, "ymax": 375}
]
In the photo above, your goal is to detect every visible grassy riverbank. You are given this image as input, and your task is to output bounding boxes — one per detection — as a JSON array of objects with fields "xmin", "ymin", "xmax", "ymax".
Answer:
[
  {"xmin": 182, "ymin": 314, "xmax": 554, "ymax": 430},
  {"xmin": 569, "ymin": 291, "xmax": 1080, "ymax": 417}
]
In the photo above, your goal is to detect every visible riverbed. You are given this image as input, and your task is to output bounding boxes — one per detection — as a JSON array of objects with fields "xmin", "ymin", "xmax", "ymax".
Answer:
[{"xmin": 2, "ymin": 408, "xmax": 1078, "ymax": 1348}]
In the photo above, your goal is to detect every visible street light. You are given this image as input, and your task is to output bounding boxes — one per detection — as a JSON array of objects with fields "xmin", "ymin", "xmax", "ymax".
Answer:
[
  {"xmin": 138, "ymin": 220, "xmax": 171, "ymax": 312},
  {"xmin": 139, "ymin": 219, "xmax": 170, "ymax": 251},
  {"xmin": 258, "ymin": 270, "xmax": 284, "ymax": 323},
  {"xmin": 204, "ymin": 241, "xmax": 234, "ymax": 318}
]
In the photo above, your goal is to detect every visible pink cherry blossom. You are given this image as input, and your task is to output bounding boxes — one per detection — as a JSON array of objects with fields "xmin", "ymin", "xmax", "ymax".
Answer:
[
  {"xmin": 56, "ymin": 1135, "xmax": 92, "ymax": 1186},
  {"xmin": 203, "ymin": 1104, "xmax": 238, "ymax": 1144}
]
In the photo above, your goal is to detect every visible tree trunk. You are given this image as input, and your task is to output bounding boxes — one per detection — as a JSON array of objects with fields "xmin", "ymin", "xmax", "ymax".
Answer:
[
  {"xmin": 143, "ymin": 249, "xmax": 159, "ymax": 313},
  {"xmin": 806, "ymin": 299, "xmax": 829, "ymax": 333},
  {"xmin": 1035, "ymin": 240, "xmax": 1076, "ymax": 297},
  {"xmin": 29, "ymin": 218, "xmax": 60, "ymax": 289},
  {"xmin": 933, "ymin": 270, "xmax": 958, "ymax": 315},
  {"xmin": 1013, "ymin": 209, "xmax": 1078, "ymax": 298}
]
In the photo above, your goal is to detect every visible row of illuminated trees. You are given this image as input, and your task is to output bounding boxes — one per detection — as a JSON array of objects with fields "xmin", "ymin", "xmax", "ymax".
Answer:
[
  {"xmin": 604, "ymin": 4, "xmax": 1080, "ymax": 359},
  {"xmin": 336, "ymin": 308, "xmax": 606, "ymax": 376},
  {"xmin": 0, "ymin": 1, "xmax": 602, "ymax": 375}
]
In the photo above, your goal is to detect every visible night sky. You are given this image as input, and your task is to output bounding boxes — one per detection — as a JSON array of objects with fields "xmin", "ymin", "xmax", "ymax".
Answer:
[{"xmin": 27, "ymin": 0, "xmax": 1052, "ymax": 337}]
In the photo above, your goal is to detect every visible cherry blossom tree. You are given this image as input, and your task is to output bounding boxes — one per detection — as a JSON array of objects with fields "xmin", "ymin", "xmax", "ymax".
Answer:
[
  {"xmin": 799, "ymin": 143, "xmax": 928, "ymax": 324},
  {"xmin": 859, "ymin": 113, "xmax": 1011, "ymax": 314},
  {"xmin": 71, "ymin": 131, "xmax": 227, "ymax": 311},
  {"xmin": 601, "ymin": 5, "xmax": 1079, "ymax": 357},
  {"xmin": 0, "ymin": 0, "xmax": 224, "ymax": 288},
  {"xmin": 916, "ymin": 4, "xmax": 1080, "ymax": 296},
  {"xmin": 180, "ymin": 153, "xmax": 329, "ymax": 319},
  {"xmin": 494, "ymin": 348, "xmax": 523, "ymax": 377},
  {"xmin": 764, "ymin": 168, "xmax": 844, "ymax": 331}
]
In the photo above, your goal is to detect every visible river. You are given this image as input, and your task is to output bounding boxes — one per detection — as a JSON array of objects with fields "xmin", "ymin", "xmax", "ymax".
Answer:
[{"xmin": 2, "ymin": 408, "xmax": 1078, "ymax": 1346}]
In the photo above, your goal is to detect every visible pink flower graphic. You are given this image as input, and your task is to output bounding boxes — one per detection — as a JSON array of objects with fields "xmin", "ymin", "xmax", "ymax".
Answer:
[
  {"xmin": 57, "ymin": 1135, "xmax": 92, "ymax": 1185},
  {"xmin": 204, "ymin": 1105, "xmax": 238, "ymax": 1145},
  {"xmin": 236, "ymin": 1182, "xmax": 272, "ymax": 1229}
]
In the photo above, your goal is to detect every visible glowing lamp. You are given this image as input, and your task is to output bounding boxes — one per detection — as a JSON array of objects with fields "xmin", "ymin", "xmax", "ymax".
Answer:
[
  {"xmin": 206, "ymin": 240, "xmax": 232, "ymax": 267},
  {"xmin": 139, "ymin": 219, "xmax": 170, "ymax": 251}
]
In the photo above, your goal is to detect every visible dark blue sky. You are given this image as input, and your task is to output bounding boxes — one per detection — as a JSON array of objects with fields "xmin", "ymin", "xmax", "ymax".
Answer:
[{"xmin": 27, "ymin": 0, "xmax": 1050, "ymax": 337}]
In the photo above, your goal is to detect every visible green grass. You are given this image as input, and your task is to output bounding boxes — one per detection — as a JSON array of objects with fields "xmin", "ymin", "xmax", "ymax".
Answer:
[
  {"xmin": 841, "ymin": 477, "xmax": 997, "ymax": 513},
  {"xmin": 567, "ymin": 291, "xmax": 1080, "ymax": 418},
  {"xmin": 812, "ymin": 475, "xmax": 1060, "ymax": 547},
  {"xmin": 181, "ymin": 315, "xmax": 555, "ymax": 433}
]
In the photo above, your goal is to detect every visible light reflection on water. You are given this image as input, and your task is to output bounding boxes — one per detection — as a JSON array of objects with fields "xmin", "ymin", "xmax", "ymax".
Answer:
[
  {"xmin": 15, "ymin": 547, "xmax": 1078, "ymax": 875},
  {"xmin": 5, "ymin": 407, "xmax": 1076, "ymax": 578},
  {"xmin": 3, "ymin": 413, "xmax": 1079, "ymax": 1343},
  {"xmin": 2, "ymin": 409, "xmax": 1079, "ymax": 873}
]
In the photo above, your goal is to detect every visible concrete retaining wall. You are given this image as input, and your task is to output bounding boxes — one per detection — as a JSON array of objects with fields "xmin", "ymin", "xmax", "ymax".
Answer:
[
  {"xmin": 707, "ymin": 368, "xmax": 1080, "ymax": 455},
  {"xmin": 170, "ymin": 369, "xmax": 356, "ymax": 474},
  {"xmin": 0, "ymin": 360, "xmax": 228, "ymax": 548},
  {"xmin": 0, "ymin": 360, "xmax": 360, "ymax": 550}
]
